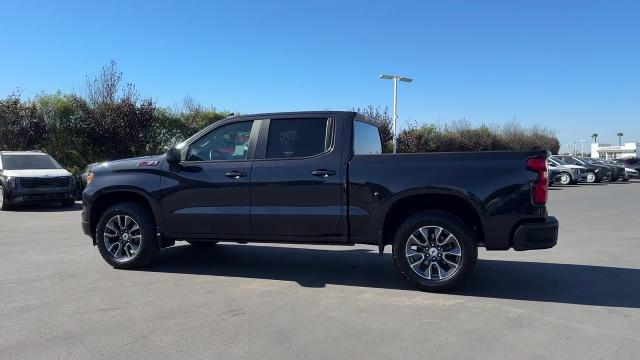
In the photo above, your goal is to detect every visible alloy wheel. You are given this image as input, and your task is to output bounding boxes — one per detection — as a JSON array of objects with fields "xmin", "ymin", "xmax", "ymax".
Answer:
[
  {"xmin": 405, "ymin": 226, "xmax": 462, "ymax": 280},
  {"xmin": 103, "ymin": 215, "xmax": 142, "ymax": 261},
  {"xmin": 586, "ymin": 172, "xmax": 596, "ymax": 183},
  {"xmin": 559, "ymin": 173, "xmax": 571, "ymax": 185}
]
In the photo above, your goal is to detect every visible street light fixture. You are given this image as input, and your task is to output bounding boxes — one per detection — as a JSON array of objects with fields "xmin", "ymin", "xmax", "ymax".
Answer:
[{"xmin": 379, "ymin": 74, "xmax": 413, "ymax": 154}]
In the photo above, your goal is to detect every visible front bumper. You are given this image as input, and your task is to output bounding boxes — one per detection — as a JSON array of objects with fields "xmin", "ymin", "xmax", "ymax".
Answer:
[
  {"xmin": 81, "ymin": 219, "xmax": 92, "ymax": 236},
  {"xmin": 81, "ymin": 194, "xmax": 93, "ymax": 236},
  {"xmin": 512, "ymin": 216, "xmax": 559, "ymax": 251},
  {"xmin": 5, "ymin": 188, "xmax": 76, "ymax": 205}
]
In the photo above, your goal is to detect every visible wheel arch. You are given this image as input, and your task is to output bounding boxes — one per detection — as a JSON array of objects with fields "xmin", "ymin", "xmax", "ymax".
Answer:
[
  {"xmin": 381, "ymin": 191, "xmax": 486, "ymax": 247},
  {"xmin": 89, "ymin": 189, "xmax": 162, "ymax": 242}
]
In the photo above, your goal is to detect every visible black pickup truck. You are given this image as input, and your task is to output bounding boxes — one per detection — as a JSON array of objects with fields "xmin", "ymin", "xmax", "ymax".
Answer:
[{"xmin": 82, "ymin": 111, "xmax": 558, "ymax": 292}]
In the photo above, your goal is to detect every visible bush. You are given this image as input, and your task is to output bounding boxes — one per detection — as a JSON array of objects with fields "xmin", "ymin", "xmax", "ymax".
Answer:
[
  {"xmin": 397, "ymin": 119, "xmax": 559, "ymax": 154},
  {"xmin": 0, "ymin": 62, "xmax": 230, "ymax": 174},
  {"xmin": 0, "ymin": 93, "xmax": 47, "ymax": 151}
]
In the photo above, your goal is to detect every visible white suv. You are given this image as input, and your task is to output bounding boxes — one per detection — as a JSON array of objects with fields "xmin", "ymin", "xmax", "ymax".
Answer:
[{"xmin": 0, "ymin": 151, "xmax": 76, "ymax": 210}]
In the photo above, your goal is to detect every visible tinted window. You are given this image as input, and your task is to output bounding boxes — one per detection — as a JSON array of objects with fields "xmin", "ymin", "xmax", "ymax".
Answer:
[
  {"xmin": 573, "ymin": 158, "xmax": 587, "ymax": 165},
  {"xmin": 1, "ymin": 154, "xmax": 61, "ymax": 170},
  {"xmin": 186, "ymin": 121, "xmax": 253, "ymax": 161},
  {"xmin": 353, "ymin": 121, "xmax": 382, "ymax": 155},
  {"xmin": 266, "ymin": 118, "xmax": 330, "ymax": 158}
]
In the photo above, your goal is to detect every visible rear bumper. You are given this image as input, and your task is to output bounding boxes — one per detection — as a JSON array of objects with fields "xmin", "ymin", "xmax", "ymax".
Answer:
[{"xmin": 512, "ymin": 216, "xmax": 558, "ymax": 251}]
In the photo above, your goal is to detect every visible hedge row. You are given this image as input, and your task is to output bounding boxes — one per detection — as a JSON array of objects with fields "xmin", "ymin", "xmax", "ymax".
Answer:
[{"xmin": 396, "ymin": 120, "xmax": 560, "ymax": 154}]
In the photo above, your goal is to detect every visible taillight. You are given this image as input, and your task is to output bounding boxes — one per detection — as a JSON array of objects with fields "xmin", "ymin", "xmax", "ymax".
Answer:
[{"xmin": 527, "ymin": 156, "xmax": 548, "ymax": 205}]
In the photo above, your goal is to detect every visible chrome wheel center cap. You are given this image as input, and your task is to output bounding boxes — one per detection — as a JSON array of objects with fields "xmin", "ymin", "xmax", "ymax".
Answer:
[
  {"xmin": 428, "ymin": 248, "xmax": 438, "ymax": 256},
  {"xmin": 122, "ymin": 233, "xmax": 129, "ymax": 241}
]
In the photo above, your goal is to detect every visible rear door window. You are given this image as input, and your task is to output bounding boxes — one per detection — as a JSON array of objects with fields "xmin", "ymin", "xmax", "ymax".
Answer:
[{"xmin": 266, "ymin": 118, "xmax": 332, "ymax": 159}]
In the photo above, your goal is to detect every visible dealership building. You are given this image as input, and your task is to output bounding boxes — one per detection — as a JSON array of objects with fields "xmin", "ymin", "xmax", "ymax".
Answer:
[{"xmin": 590, "ymin": 142, "xmax": 639, "ymax": 159}]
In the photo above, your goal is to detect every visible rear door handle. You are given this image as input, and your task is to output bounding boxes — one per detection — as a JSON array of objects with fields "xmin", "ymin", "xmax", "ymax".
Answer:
[
  {"xmin": 225, "ymin": 170, "xmax": 247, "ymax": 178},
  {"xmin": 311, "ymin": 169, "xmax": 336, "ymax": 177}
]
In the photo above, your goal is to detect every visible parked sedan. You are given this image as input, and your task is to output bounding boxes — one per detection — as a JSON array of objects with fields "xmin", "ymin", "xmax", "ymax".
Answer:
[
  {"xmin": 547, "ymin": 157, "xmax": 586, "ymax": 185},
  {"xmin": 554, "ymin": 156, "xmax": 611, "ymax": 183},
  {"xmin": 586, "ymin": 158, "xmax": 625, "ymax": 181},
  {"xmin": 623, "ymin": 167, "xmax": 639, "ymax": 180}
]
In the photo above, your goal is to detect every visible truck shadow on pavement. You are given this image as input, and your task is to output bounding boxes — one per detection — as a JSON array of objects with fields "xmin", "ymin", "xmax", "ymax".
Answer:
[{"xmin": 144, "ymin": 244, "xmax": 640, "ymax": 309}]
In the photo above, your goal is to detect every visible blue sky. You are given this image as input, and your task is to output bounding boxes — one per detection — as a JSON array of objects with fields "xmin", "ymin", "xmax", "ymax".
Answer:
[{"xmin": 1, "ymin": 0, "xmax": 638, "ymax": 149}]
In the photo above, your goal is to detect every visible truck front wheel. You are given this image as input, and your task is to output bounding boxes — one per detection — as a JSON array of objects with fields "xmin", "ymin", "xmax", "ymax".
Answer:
[
  {"xmin": 392, "ymin": 211, "xmax": 477, "ymax": 292},
  {"xmin": 95, "ymin": 202, "xmax": 159, "ymax": 269}
]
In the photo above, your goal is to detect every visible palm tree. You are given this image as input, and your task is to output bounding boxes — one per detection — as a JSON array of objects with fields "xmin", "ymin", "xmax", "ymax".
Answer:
[
  {"xmin": 591, "ymin": 133, "xmax": 598, "ymax": 143},
  {"xmin": 617, "ymin": 132, "xmax": 624, "ymax": 146}
]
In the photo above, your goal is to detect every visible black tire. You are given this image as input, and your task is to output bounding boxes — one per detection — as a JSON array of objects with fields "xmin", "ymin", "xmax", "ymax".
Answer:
[
  {"xmin": 62, "ymin": 199, "xmax": 75, "ymax": 208},
  {"xmin": 0, "ymin": 185, "xmax": 11, "ymax": 211},
  {"xmin": 392, "ymin": 211, "xmax": 477, "ymax": 292},
  {"xmin": 186, "ymin": 240, "xmax": 218, "ymax": 247},
  {"xmin": 95, "ymin": 202, "xmax": 159, "ymax": 269}
]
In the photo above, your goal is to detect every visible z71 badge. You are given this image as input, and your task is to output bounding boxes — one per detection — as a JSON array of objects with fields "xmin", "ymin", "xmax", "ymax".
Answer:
[{"xmin": 137, "ymin": 160, "xmax": 159, "ymax": 167}]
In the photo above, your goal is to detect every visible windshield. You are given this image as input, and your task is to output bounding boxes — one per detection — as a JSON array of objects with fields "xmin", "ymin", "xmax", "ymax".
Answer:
[
  {"xmin": 1, "ymin": 154, "xmax": 62, "ymax": 170},
  {"xmin": 549, "ymin": 157, "xmax": 567, "ymax": 165},
  {"xmin": 573, "ymin": 157, "xmax": 591, "ymax": 165}
]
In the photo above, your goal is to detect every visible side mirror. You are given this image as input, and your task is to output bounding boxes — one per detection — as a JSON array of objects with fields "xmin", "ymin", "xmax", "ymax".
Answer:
[{"xmin": 166, "ymin": 147, "xmax": 181, "ymax": 166}]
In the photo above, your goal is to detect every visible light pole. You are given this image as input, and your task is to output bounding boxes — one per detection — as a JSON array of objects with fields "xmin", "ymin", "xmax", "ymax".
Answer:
[
  {"xmin": 379, "ymin": 74, "xmax": 413, "ymax": 153},
  {"xmin": 564, "ymin": 144, "xmax": 569, "ymax": 155},
  {"xmin": 574, "ymin": 141, "xmax": 578, "ymax": 156},
  {"xmin": 579, "ymin": 140, "xmax": 585, "ymax": 156}
]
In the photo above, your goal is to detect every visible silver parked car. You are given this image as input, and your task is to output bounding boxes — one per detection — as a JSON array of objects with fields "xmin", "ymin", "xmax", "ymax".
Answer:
[{"xmin": 548, "ymin": 156, "xmax": 587, "ymax": 185}]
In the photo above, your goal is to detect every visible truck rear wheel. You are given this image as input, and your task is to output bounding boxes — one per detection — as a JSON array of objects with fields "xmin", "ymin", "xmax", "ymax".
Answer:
[
  {"xmin": 392, "ymin": 211, "xmax": 477, "ymax": 292},
  {"xmin": 96, "ymin": 202, "xmax": 159, "ymax": 269}
]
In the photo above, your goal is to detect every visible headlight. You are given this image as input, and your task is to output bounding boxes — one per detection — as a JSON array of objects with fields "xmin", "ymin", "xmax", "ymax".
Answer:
[
  {"xmin": 86, "ymin": 172, "xmax": 95, "ymax": 184},
  {"xmin": 6, "ymin": 177, "xmax": 17, "ymax": 189}
]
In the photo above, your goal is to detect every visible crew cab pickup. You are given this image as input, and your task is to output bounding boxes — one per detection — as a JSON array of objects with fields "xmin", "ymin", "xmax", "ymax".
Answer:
[{"xmin": 82, "ymin": 111, "xmax": 558, "ymax": 292}]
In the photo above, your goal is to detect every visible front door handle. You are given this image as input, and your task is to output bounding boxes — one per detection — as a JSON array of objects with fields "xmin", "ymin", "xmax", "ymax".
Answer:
[
  {"xmin": 225, "ymin": 170, "xmax": 247, "ymax": 178},
  {"xmin": 311, "ymin": 169, "xmax": 336, "ymax": 177}
]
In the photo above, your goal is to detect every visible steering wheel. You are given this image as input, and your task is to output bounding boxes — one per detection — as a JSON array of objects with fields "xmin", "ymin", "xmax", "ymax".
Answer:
[{"xmin": 209, "ymin": 148, "xmax": 225, "ymax": 161}]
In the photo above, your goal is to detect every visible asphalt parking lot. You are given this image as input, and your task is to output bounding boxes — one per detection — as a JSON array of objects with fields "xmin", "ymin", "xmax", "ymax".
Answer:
[{"xmin": 1, "ymin": 181, "xmax": 639, "ymax": 360}]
